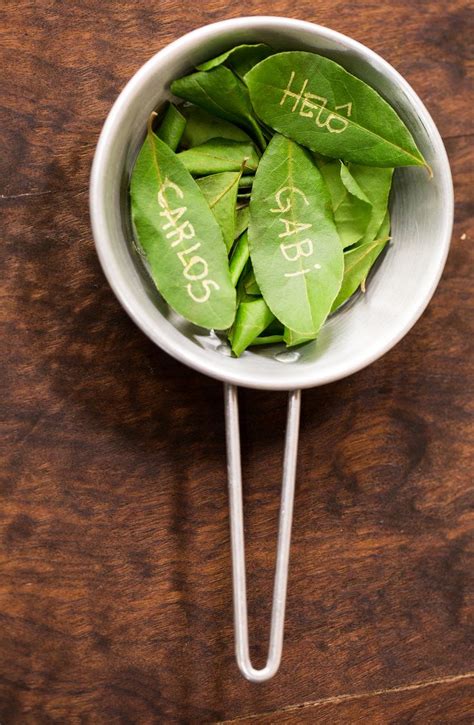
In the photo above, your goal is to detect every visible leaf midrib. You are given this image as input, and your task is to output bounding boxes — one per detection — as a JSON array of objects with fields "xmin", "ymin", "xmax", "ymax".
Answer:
[
  {"xmin": 205, "ymin": 174, "xmax": 241, "ymax": 208},
  {"xmin": 344, "ymin": 237, "xmax": 388, "ymax": 275},
  {"xmin": 285, "ymin": 140, "xmax": 319, "ymax": 333},
  {"xmin": 255, "ymin": 75, "xmax": 423, "ymax": 166}
]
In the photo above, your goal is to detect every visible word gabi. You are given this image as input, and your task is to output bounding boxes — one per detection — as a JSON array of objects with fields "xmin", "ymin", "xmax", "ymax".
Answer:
[{"xmin": 270, "ymin": 186, "xmax": 321, "ymax": 278}]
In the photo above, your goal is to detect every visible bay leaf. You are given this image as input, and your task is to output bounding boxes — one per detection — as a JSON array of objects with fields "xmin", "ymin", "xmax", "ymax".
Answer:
[
  {"xmin": 245, "ymin": 52, "xmax": 426, "ymax": 168},
  {"xmin": 196, "ymin": 43, "xmax": 273, "ymax": 79},
  {"xmin": 263, "ymin": 318, "xmax": 285, "ymax": 336},
  {"xmin": 197, "ymin": 171, "xmax": 240, "ymax": 251},
  {"xmin": 239, "ymin": 175, "xmax": 254, "ymax": 188},
  {"xmin": 375, "ymin": 208, "xmax": 391, "ymax": 240},
  {"xmin": 180, "ymin": 106, "xmax": 252, "ymax": 148},
  {"xmin": 331, "ymin": 235, "xmax": 390, "ymax": 312},
  {"xmin": 243, "ymin": 267, "xmax": 260, "ymax": 295},
  {"xmin": 177, "ymin": 138, "xmax": 259, "ymax": 175},
  {"xmin": 248, "ymin": 134, "xmax": 344, "ymax": 336},
  {"xmin": 347, "ymin": 165, "xmax": 393, "ymax": 244},
  {"xmin": 234, "ymin": 205, "xmax": 250, "ymax": 239},
  {"xmin": 251, "ymin": 334, "xmax": 284, "ymax": 345},
  {"xmin": 130, "ymin": 128, "xmax": 235, "ymax": 329},
  {"xmin": 156, "ymin": 102, "xmax": 186, "ymax": 151},
  {"xmin": 229, "ymin": 295, "xmax": 275, "ymax": 356},
  {"xmin": 171, "ymin": 66, "xmax": 266, "ymax": 149},
  {"xmin": 229, "ymin": 230, "xmax": 250, "ymax": 286},
  {"xmin": 283, "ymin": 327, "xmax": 317, "ymax": 347},
  {"xmin": 316, "ymin": 157, "xmax": 372, "ymax": 248}
]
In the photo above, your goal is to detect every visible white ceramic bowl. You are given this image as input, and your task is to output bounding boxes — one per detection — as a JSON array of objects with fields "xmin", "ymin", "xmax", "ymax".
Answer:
[{"xmin": 90, "ymin": 16, "xmax": 453, "ymax": 391}]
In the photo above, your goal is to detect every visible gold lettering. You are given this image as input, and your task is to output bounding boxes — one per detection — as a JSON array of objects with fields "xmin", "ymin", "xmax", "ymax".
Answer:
[
  {"xmin": 284, "ymin": 268, "xmax": 311, "ymax": 278},
  {"xmin": 278, "ymin": 219, "xmax": 312, "ymax": 238},
  {"xmin": 183, "ymin": 256, "xmax": 208, "ymax": 281},
  {"xmin": 167, "ymin": 220, "xmax": 195, "ymax": 247},
  {"xmin": 160, "ymin": 205, "xmax": 187, "ymax": 230},
  {"xmin": 271, "ymin": 186, "xmax": 309, "ymax": 213},
  {"xmin": 279, "ymin": 71, "xmax": 309, "ymax": 112},
  {"xmin": 157, "ymin": 178, "xmax": 184, "ymax": 208},
  {"xmin": 177, "ymin": 243, "xmax": 200, "ymax": 266},
  {"xmin": 280, "ymin": 239, "xmax": 314, "ymax": 262},
  {"xmin": 187, "ymin": 279, "xmax": 220, "ymax": 303}
]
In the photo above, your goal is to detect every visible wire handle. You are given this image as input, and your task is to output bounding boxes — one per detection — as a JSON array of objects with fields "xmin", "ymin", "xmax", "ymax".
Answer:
[{"xmin": 224, "ymin": 383, "xmax": 301, "ymax": 682}]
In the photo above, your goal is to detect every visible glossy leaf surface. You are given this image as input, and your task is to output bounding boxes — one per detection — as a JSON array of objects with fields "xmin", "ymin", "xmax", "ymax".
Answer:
[
  {"xmin": 177, "ymin": 139, "xmax": 259, "ymax": 175},
  {"xmin": 246, "ymin": 52, "xmax": 426, "ymax": 167},
  {"xmin": 197, "ymin": 171, "xmax": 241, "ymax": 251},
  {"xmin": 130, "ymin": 130, "xmax": 235, "ymax": 329},
  {"xmin": 171, "ymin": 66, "xmax": 266, "ymax": 149},
  {"xmin": 248, "ymin": 134, "xmax": 343, "ymax": 336}
]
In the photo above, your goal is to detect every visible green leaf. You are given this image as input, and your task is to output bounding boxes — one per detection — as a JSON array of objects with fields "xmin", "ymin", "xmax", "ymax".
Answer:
[
  {"xmin": 283, "ymin": 327, "xmax": 318, "ymax": 347},
  {"xmin": 347, "ymin": 164, "xmax": 393, "ymax": 244},
  {"xmin": 375, "ymin": 208, "xmax": 391, "ymax": 240},
  {"xmin": 180, "ymin": 106, "xmax": 252, "ymax": 148},
  {"xmin": 263, "ymin": 318, "xmax": 285, "ymax": 336},
  {"xmin": 239, "ymin": 175, "xmax": 254, "ymax": 189},
  {"xmin": 234, "ymin": 205, "xmax": 250, "ymax": 239},
  {"xmin": 248, "ymin": 134, "xmax": 344, "ymax": 336},
  {"xmin": 156, "ymin": 103, "xmax": 186, "ymax": 151},
  {"xmin": 243, "ymin": 267, "xmax": 260, "ymax": 295},
  {"xmin": 331, "ymin": 236, "xmax": 390, "ymax": 312},
  {"xmin": 251, "ymin": 334, "xmax": 284, "ymax": 346},
  {"xmin": 245, "ymin": 52, "xmax": 426, "ymax": 167},
  {"xmin": 316, "ymin": 157, "xmax": 372, "ymax": 248},
  {"xmin": 177, "ymin": 138, "xmax": 259, "ymax": 176},
  {"xmin": 130, "ymin": 128, "xmax": 235, "ymax": 329},
  {"xmin": 229, "ymin": 230, "xmax": 250, "ymax": 286},
  {"xmin": 229, "ymin": 296, "xmax": 275, "ymax": 356},
  {"xmin": 197, "ymin": 171, "xmax": 240, "ymax": 251},
  {"xmin": 171, "ymin": 66, "xmax": 266, "ymax": 149},
  {"xmin": 196, "ymin": 43, "xmax": 274, "ymax": 79}
]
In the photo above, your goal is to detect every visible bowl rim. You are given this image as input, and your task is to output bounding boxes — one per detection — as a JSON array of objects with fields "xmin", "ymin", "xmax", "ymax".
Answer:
[{"xmin": 90, "ymin": 15, "xmax": 453, "ymax": 390}]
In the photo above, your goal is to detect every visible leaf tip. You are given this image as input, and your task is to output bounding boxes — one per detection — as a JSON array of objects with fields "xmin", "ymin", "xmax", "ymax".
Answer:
[{"xmin": 147, "ymin": 111, "xmax": 158, "ymax": 136}]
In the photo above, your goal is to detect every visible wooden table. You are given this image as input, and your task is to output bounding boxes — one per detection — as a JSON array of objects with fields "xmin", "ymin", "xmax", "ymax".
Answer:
[{"xmin": 1, "ymin": 2, "xmax": 473, "ymax": 722}]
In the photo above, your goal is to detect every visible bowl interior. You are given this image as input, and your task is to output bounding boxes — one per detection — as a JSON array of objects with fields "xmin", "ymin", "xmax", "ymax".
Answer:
[{"xmin": 91, "ymin": 17, "xmax": 453, "ymax": 390}]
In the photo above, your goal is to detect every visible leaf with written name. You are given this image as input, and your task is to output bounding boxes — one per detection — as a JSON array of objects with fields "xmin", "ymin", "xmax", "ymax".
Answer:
[
  {"xmin": 171, "ymin": 66, "xmax": 266, "ymax": 149},
  {"xmin": 196, "ymin": 43, "xmax": 274, "ymax": 79},
  {"xmin": 245, "ymin": 52, "xmax": 427, "ymax": 168},
  {"xmin": 316, "ymin": 157, "xmax": 372, "ymax": 248},
  {"xmin": 331, "ymin": 235, "xmax": 390, "ymax": 312},
  {"xmin": 130, "ymin": 128, "xmax": 235, "ymax": 329},
  {"xmin": 177, "ymin": 138, "xmax": 259, "ymax": 176},
  {"xmin": 248, "ymin": 134, "xmax": 343, "ymax": 336},
  {"xmin": 180, "ymin": 106, "xmax": 252, "ymax": 148}
]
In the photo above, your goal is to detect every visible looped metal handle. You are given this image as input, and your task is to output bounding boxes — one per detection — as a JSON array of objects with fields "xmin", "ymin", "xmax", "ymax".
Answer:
[{"xmin": 224, "ymin": 384, "xmax": 302, "ymax": 682}]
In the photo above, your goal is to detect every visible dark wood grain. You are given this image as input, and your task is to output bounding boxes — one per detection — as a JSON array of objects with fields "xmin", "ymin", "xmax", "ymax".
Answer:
[
  {"xmin": 1, "ymin": 1, "xmax": 473, "ymax": 723},
  {"xmin": 232, "ymin": 674, "xmax": 474, "ymax": 723}
]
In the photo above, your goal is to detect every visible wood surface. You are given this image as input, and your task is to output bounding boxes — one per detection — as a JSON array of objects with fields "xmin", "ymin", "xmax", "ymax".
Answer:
[{"xmin": 1, "ymin": 1, "xmax": 473, "ymax": 722}]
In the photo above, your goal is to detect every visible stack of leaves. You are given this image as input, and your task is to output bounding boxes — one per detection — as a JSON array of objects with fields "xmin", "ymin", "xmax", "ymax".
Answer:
[{"xmin": 130, "ymin": 45, "xmax": 428, "ymax": 356}]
